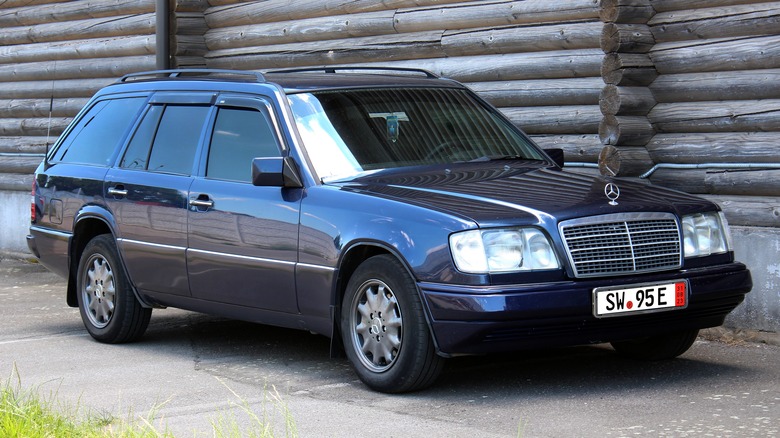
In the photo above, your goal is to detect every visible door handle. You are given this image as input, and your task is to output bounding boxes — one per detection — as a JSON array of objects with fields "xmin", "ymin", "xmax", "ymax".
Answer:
[
  {"xmin": 189, "ymin": 197, "xmax": 214, "ymax": 209},
  {"xmin": 107, "ymin": 186, "xmax": 128, "ymax": 197}
]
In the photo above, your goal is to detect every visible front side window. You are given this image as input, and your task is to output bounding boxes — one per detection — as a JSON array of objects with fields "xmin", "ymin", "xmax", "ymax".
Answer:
[
  {"xmin": 206, "ymin": 107, "xmax": 281, "ymax": 182},
  {"xmin": 288, "ymin": 88, "xmax": 543, "ymax": 181},
  {"xmin": 52, "ymin": 97, "xmax": 146, "ymax": 166}
]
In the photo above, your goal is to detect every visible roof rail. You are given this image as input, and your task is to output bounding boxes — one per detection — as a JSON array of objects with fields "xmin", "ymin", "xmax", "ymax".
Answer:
[
  {"xmin": 265, "ymin": 66, "xmax": 440, "ymax": 79},
  {"xmin": 117, "ymin": 69, "xmax": 266, "ymax": 83}
]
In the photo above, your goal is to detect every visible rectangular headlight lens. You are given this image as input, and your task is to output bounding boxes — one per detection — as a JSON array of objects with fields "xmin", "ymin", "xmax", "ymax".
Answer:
[
  {"xmin": 682, "ymin": 212, "xmax": 731, "ymax": 257},
  {"xmin": 450, "ymin": 228, "xmax": 560, "ymax": 274}
]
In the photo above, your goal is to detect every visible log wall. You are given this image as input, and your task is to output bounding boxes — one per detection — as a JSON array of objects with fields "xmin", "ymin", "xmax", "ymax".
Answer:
[{"xmin": 203, "ymin": 0, "xmax": 606, "ymax": 163}]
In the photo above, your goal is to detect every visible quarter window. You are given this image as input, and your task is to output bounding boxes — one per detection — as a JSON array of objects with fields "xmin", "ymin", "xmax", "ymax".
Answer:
[{"xmin": 52, "ymin": 97, "xmax": 145, "ymax": 166}]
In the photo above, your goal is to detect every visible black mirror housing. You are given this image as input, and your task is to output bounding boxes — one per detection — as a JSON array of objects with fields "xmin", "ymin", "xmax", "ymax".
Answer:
[{"xmin": 251, "ymin": 157, "xmax": 303, "ymax": 188}]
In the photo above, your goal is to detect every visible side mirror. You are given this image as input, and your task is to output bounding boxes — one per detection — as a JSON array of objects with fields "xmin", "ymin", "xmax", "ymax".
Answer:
[
  {"xmin": 251, "ymin": 157, "xmax": 303, "ymax": 188},
  {"xmin": 543, "ymin": 148, "xmax": 565, "ymax": 168}
]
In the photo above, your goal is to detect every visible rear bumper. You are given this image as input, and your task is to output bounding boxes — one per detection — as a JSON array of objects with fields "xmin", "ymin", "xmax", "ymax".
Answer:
[
  {"xmin": 27, "ymin": 226, "xmax": 72, "ymax": 279},
  {"xmin": 419, "ymin": 263, "xmax": 752, "ymax": 356}
]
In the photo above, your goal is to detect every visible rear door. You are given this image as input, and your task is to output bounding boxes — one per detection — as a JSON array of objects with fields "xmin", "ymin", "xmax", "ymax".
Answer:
[
  {"xmin": 187, "ymin": 95, "xmax": 301, "ymax": 312},
  {"xmin": 105, "ymin": 92, "xmax": 214, "ymax": 296}
]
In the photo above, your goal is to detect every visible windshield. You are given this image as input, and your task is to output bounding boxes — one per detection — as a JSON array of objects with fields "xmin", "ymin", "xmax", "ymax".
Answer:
[{"xmin": 288, "ymin": 87, "xmax": 545, "ymax": 181}]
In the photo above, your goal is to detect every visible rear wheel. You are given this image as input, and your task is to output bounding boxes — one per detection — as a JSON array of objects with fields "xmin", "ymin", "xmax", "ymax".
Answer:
[
  {"xmin": 340, "ymin": 255, "xmax": 444, "ymax": 393},
  {"xmin": 611, "ymin": 329, "xmax": 699, "ymax": 361},
  {"xmin": 76, "ymin": 234, "xmax": 151, "ymax": 343}
]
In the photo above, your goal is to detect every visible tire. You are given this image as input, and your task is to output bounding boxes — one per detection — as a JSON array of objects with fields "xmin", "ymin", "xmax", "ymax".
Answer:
[
  {"xmin": 611, "ymin": 328, "xmax": 700, "ymax": 361},
  {"xmin": 76, "ymin": 234, "xmax": 151, "ymax": 343},
  {"xmin": 340, "ymin": 255, "xmax": 444, "ymax": 393}
]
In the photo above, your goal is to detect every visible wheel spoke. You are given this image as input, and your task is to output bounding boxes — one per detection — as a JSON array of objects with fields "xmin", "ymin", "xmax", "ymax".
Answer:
[
  {"xmin": 82, "ymin": 254, "xmax": 116, "ymax": 329},
  {"xmin": 350, "ymin": 279, "xmax": 403, "ymax": 371}
]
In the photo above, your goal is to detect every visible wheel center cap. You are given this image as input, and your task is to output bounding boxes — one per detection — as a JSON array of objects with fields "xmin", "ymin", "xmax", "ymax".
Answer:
[
  {"xmin": 95, "ymin": 283, "xmax": 103, "ymax": 296},
  {"xmin": 371, "ymin": 317, "xmax": 383, "ymax": 335}
]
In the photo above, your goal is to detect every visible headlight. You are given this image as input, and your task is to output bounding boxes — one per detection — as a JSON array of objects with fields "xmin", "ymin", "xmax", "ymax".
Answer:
[
  {"xmin": 682, "ymin": 212, "xmax": 731, "ymax": 257},
  {"xmin": 449, "ymin": 228, "xmax": 560, "ymax": 274}
]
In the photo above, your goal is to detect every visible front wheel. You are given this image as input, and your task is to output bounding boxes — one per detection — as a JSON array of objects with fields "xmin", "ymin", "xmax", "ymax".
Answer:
[
  {"xmin": 340, "ymin": 255, "xmax": 444, "ymax": 393},
  {"xmin": 611, "ymin": 328, "xmax": 700, "ymax": 361},
  {"xmin": 76, "ymin": 234, "xmax": 151, "ymax": 343}
]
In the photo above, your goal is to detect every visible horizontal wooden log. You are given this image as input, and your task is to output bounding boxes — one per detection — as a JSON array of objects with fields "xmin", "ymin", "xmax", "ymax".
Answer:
[
  {"xmin": 467, "ymin": 77, "xmax": 602, "ymax": 106},
  {"xmin": 649, "ymin": 100, "xmax": 780, "ymax": 133},
  {"xmin": 0, "ymin": 137, "xmax": 51, "ymax": 155},
  {"xmin": 0, "ymin": 55, "xmax": 156, "ymax": 82},
  {"xmin": 599, "ymin": 115, "xmax": 655, "ymax": 145},
  {"xmin": 0, "ymin": 98, "xmax": 88, "ymax": 118},
  {"xmin": 392, "ymin": 0, "xmax": 600, "ymax": 33},
  {"xmin": 529, "ymin": 134, "xmax": 603, "ymax": 162},
  {"xmin": 0, "ymin": 0, "xmax": 68, "ymax": 8},
  {"xmin": 602, "ymin": 53, "xmax": 658, "ymax": 85},
  {"xmin": 600, "ymin": 85, "xmax": 657, "ymax": 116},
  {"xmin": 702, "ymin": 195, "xmax": 780, "ymax": 228},
  {"xmin": 0, "ymin": 35, "xmax": 155, "ymax": 65},
  {"xmin": 649, "ymin": 2, "xmax": 780, "ymax": 43},
  {"xmin": 650, "ymin": 69, "xmax": 780, "ymax": 103},
  {"xmin": 0, "ymin": 118, "xmax": 70, "ymax": 136},
  {"xmin": 442, "ymin": 22, "xmax": 601, "ymax": 57},
  {"xmin": 174, "ymin": 12, "xmax": 210, "ymax": 35},
  {"xmin": 206, "ymin": 10, "xmax": 396, "ymax": 50},
  {"xmin": 598, "ymin": 144, "xmax": 653, "ymax": 176},
  {"xmin": 601, "ymin": 23, "xmax": 655, "ymax": 53},
  {"xmin": 0, "ymin": 156, "xmax": 43, "ymax": 174},
  {"xmin": 0, "ymin": 78, "xmax": 112, "ymax": 99},
  {"xmin": 211, "ymin": 50, "xmax": 604, "ymax": 82},
  {"xmin": 205, "ymin": 0, "xmax": 474, "ymax": 28},
  {"xmin": 650, "ymin": 168, "xmax": 780, "ymax": 196},
  {"xmin": 600, "ymin": 0, "xmax": 655, "ymax": 24},
  {"xmin": 0, "ymin": 173, "xmax": 35, "ymax": 192},
  {"xmin": 500, "ymin": 105, "xmax": 601, "ymax": 135},
  {"xmin": 0, "ymin": 13, "xmax": 154, "ymax": 45},
  {"xmin": 173, "ymin": 35, "xmax": 208, "ymax": 57},
  {"xmin": 647, "ymin": 132, "xmax": 780, "ymax": 164},
  {"xmin": 651, "ymin": 34, "xmax": 780, "ymax": 75},
  {"xmin": 175, "ymin": 0, "xmax": 209, "ymax": 12},
  {"xmin": 651, "ymin": 0, "xmax": 766, "ymax": 13},
  {"xmin": 0, "ymin": 0, "xmax": 153, "ymax": 27}
]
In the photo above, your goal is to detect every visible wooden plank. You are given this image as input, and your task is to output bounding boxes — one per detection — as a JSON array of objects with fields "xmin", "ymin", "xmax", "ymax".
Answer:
[
  {"xmin": 393, "ymin": 0, "xmax": 600, "ymax": 33},
  {"xmin": 0, "ymin": 173, "xmax": 34, "ymax": 192},
  {"xmin": 0, "ymin": 0, "xmax": 69, "ymax": 8},
  {"xmin": 704, "ymin": 169, "xmax": 780, "ymax": 196},
  {"xmin": 0, "ymin": 156, "xmax": 42, "ymax": 174},
  {"xmin": 648, "ymin": 168, "xmax": 709, "ymax": 193},
  {"xmin": 0, "ymin": 55, "xmax": 156, "ymax": 82},
  {"xmin": 205, "ymin": 0, "xmax": 475, "ymax": 28},
  {"xmin": 529, "ymin": 134, "xmax": 603, "ymax": 162},
  {"xmin": 205, "ymin": 10, "xmax": 397, "ymax": 50},
  {"xmin": 441, "ymin": 21, "xmax": 601, "ymax": 57},
  {"xmin": 0, "ymin": 35, "xmax": 155, "ymax": 65},
  {"xmin": 0, "ymin": 136, "xmax": 51, "ymax": 155},
  {"xmin": 647, "ymin": 132, "xmax": 780, "ymax": 164},
  {"xmin": 499, "ymin": 105, "xmax": 601, "ymax": 135},
  {"xmin": 0, "ymin": 118, "xmax": 70, "ymax": 136},
  {"xmin": 649, "ymin": 69, "xmax": 780, "ymax": 102},
  {"xmin": 0, "ymin": 98, "xmax": 88, "ymax": 118},
  {"xmin": 0, "ymin": 78, "xmax": 112, "ymax": 99},
  {"xmin": 702, "ymin": 195, "xmax": 780, "ymax": 228},
  {"xmin": 649, "ymin": 100, "xmax": 780, "ymax": 133},
  {"xmin": 467, "ymin": 77, "xmax": 602, "ymax": 106},
  {"xmin": 0, "ymin": 13, "xmax": 155, "ymax": 45},
  {"xmin": 651, "ymin": 0, "xmax": 770, "ymax": 13},
  {"xmin": 210, "ymin": 49, "xmax": 604, "ymax": 82},
  {"xmin": 651, "ymin": 34, "xmax": 780, "ymax": 74},
  {"xmin": 650, "ymin": 2, "xmax": 780, "ymax": 43},
  {"xmin": 0, "ymin": 0, "xmax": 153, "ymax": 27}
]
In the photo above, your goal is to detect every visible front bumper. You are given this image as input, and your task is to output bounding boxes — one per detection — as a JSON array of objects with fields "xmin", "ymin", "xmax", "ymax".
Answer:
[{"xmin": 419, "ymin": 262, "xmax": 752, "ymax": 356}]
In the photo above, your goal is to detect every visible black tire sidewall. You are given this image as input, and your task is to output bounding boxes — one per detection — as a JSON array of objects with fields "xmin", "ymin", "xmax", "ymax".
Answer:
[
  {"xmin": 340, "ymin": 255, "xmax": 441, "ymax": 393},
  {"xmin": 76, "ymin": 235, "xmax": 147, "ymax": 343}
]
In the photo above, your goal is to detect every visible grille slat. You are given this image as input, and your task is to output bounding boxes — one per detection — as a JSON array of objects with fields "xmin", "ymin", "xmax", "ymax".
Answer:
[{"xmin": 560, "ymin": 213, "xmax": 682, "ymax": 278}]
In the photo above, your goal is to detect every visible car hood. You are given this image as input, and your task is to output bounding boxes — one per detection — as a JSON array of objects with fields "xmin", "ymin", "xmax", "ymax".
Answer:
[{"xmin": 332, "ymin": 163, "xmax": 715, "ymax": 227}]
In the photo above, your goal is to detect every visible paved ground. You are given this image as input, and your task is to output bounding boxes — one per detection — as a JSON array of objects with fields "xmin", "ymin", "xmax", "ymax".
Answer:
[{"xmin": 1, "ymin": 256, "xmax": 778, "ymax": 437}]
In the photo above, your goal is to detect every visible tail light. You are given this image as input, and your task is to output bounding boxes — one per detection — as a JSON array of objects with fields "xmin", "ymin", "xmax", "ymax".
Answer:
[{"xmin": 30, "ymin": 179, "xmax": 38, "ymax": 223}]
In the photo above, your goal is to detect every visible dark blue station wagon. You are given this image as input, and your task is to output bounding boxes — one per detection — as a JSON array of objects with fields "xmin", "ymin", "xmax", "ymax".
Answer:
[{"xmin": 27, "ymin": 68, "xmax": 752, "ymax": 392}]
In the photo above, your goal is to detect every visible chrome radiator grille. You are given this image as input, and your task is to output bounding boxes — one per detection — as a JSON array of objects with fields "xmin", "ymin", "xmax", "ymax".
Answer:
[{"xmin": 559, "ymin": 213, "xmax": 682, "ymax": 278}]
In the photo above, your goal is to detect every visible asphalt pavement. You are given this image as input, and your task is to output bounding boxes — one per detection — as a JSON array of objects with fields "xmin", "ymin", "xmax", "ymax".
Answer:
[{"xmin": 1, "ymin": 256, "xmax": 778, "ymax": 437}]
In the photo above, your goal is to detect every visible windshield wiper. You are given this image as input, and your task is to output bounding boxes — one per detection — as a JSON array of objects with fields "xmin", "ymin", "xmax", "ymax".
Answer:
[{"xmin": 466, "ymin": 155, "xmax": 544, "ymax": 163}]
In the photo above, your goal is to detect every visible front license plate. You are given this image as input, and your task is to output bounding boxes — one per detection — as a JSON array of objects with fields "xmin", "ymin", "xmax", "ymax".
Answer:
[{"xmin": 593, "ymin": 280, "xmax": 688, "ymax": 318}]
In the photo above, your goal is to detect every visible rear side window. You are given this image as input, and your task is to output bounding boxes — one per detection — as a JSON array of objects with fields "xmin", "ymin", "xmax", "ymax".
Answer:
[
  {"xmin": 119, "ymin": 105, "xmax": 210, "ymax": 175},
  {"xmin": 206, "ymin": 107, "xmax": 281, "ymax": 182},
  {"xmin": 52, "ymin": 97, "xmax": 146, "ymax": 165}
]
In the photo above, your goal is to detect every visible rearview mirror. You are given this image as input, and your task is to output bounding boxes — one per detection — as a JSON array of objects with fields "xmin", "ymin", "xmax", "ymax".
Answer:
[{"xmin": 251, "ymin": 157, "xmax": 303, "ymax": 188}]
